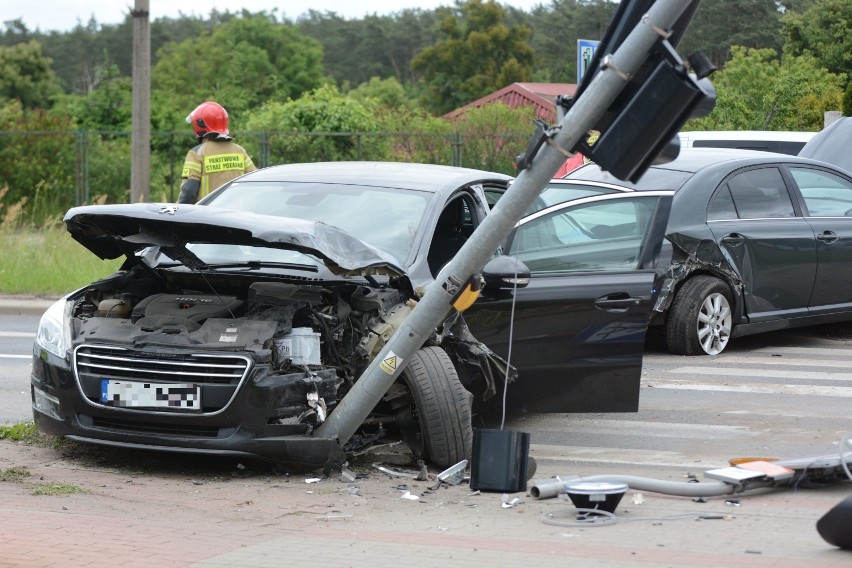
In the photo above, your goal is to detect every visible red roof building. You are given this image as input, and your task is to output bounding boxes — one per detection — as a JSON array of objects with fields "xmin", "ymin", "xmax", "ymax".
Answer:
[{"xmin": 444, "ymin": 82, "xmax": 578, "ymax": 122}]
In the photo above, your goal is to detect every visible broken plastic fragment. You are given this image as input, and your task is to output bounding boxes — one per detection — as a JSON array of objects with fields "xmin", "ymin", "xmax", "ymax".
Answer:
[
  {"xmin": 373, "ymin": 463, "xmax": 418, "ymax": 478},
  {"xmin": 400, "ymin": 491, "xmax": 420, "ymax": 501},
  {"xmin": 339, "ymin": 467, "xmax": 357, "ymax": 483},
  {"xmin": 317, "ymin": 513, "xmax": 353, "ymax": 521},
  {"xmin": 437, "ymin": 459, "xmax": 468, "ymax": 485},
  {"xmin": 306, "ymin": 392, "xmax": 327, "ymax": 424},
  {"xmin": 632, "ymin": 493, "xmax": 644, "ymax": 505},
  {"xmin": 305, "ymin": 477, "xmax": 322, "ymax": 484},
  {"xmin": 501, "ymin": 495, "xmax": 521, "ymax": 508}
]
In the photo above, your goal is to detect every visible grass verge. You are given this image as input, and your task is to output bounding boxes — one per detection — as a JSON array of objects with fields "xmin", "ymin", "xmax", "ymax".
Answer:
[
  {"xmin": 1, "ymin": 188, "xmax": 121, "ymax": 295},
  {"xmin": 0, "ymin": 224, "xmax": 121, "ymax": 295},
  {"xmin": 0, "ymin": 421, "xmax": 41, "ymax": 442},
  {"xmin": 1, "ymin": 423, "xmax": 85, "ymax": 495},
  {"xmin": 0, "ymin": 421, "xmax": 63, "ymax": 449}
]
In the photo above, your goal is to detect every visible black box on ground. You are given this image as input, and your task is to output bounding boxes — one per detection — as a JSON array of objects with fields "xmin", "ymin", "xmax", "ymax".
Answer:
[{"xmin": 470, "ymin": 429, "xmax": 530, "ymax": 493}]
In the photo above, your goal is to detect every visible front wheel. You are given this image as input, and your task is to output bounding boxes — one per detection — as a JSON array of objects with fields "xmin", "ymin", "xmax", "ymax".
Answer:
[
  {"xmin": 666, "ymin": 276, "xmax": 733, "ymax": 355},
  {"xmin": 397, "ymin": 347, "xmax": 473, "ymax": 468}
]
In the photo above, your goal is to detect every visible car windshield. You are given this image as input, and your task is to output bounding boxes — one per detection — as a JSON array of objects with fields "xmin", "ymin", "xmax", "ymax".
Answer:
[
  {"xmin": 205, "ymin": 181, "xmax": 432, "ymax": 265},
  {"xmin": 565, "ymin": 164, "xmax": 693, "ymax": 190}
]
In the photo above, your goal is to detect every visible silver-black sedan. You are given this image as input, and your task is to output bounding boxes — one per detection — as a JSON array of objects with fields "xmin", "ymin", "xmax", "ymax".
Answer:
[{"xmin": 566, "ymin": 131, "xmax": 852, "ymax": 355}]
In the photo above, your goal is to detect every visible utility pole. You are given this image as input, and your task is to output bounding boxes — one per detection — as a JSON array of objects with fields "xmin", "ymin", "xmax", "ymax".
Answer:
[
  {"xmin": 130, "ymin": 0, "xmax": 151, "ymax": 203},
  {"xmin": 315, "ymin": 0, "xmax": 707, "ymax": 446}
]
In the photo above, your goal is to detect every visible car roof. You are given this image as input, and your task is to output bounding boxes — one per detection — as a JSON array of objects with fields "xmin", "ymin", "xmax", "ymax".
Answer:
[
  {"xmin": 679, "ymin": 130, "xmax": 814, "ymax": 143},
  {"xmin": 234, "ymin": 161, "xmax": 513, "ymax": 193},
  {"xmin": 566, "ymin": 147, "xmax": 822, "ymax": 190},
  {"xmin": 653, "ymin": 147, "xmax": 791, "ymax": 172}
]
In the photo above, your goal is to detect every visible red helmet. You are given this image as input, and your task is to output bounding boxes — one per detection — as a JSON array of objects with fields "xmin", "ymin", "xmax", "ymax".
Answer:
[{"xmin": 186, "ymin": 101, "xmax": 229, "ymax": 138}]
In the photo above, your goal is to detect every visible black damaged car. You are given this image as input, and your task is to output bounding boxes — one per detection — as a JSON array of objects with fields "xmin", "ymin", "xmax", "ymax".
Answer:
[{"xmin": 32, "ymin": 162, "xmax": 672, "ymax": 470}]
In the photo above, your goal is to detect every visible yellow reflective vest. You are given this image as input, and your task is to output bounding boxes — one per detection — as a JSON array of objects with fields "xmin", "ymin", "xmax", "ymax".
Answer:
[{"xmin": 181, "ymin": 139, "xmax": 257, "ymax": 200}]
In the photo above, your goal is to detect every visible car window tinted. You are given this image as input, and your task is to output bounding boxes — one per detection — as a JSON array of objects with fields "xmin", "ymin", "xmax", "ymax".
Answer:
[
  {"xmin": 484, "ymin": 188, "xmax": 504, "ymax": 208},
  {"xmin": 790, "ymin": 168, "xmax": 852, "ymax": 217},
  {"xmin": 708, "ymin": 184, "xmax": 738, "ymax": 221},
  {"xmin": 509, "ymin": 196, "xmax": 658, "ymax": 273},
  {"xmin": 487, "ymin": 183, "xmax": 618, "ymax": 213},
  {"xmin": 524, "ymin": 183, "xmax": 620, "ymax": 214},
  {"xmin": 428, "ymin": 194, "xmax": 480, "ymax": 276},
  {"xmin": 204, "ymin": 181, "xmax": 431, "ymax": 264},
  {"xmin": 693, "ymin": 139, "xmax": 807, "ymax": 155},
  {"xmin": 727, "ymin": 168, "xmax": 794, "ymax": 218}
]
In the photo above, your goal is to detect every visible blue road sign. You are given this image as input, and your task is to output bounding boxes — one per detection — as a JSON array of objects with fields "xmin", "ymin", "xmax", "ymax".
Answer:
[{"xmin": 577, "ymin": 39, "xmax": 600, "ymax": 84}]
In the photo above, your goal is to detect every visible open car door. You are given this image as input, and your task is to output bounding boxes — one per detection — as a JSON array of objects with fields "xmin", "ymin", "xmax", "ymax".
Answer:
[{"xmin": 465, "ymin": 191, "xmax": 672, "ymax": 413}]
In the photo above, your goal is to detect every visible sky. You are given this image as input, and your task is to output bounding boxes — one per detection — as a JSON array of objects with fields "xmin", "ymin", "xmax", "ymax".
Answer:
[{"xmin": 1, "ymin": 1, "xmax": 548, "ymax": 33}]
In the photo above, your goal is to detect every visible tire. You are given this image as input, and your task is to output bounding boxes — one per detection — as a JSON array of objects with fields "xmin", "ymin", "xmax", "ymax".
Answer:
[
  {"xmin": 666, "ymin": 276, "xmax": 733, "ymax": 356},
  {"xmin": 399, "ymin": 346, "xmax": 473, "ymax": 468}
]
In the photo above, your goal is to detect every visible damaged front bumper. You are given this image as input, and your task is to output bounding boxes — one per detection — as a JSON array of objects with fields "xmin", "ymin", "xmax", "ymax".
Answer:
[{"xmin": 31, "ymin": 347, "xmax": 347, "ymax": 472}]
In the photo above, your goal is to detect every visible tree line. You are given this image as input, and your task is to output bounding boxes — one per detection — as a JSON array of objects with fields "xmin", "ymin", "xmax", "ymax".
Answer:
[{"xmin": 0, "ymin": 0, "xmax": 848, "ymax": 223}]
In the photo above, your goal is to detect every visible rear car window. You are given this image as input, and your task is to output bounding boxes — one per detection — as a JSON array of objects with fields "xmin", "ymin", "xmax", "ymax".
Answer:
[
  {"xmin": 726, "ymin": 168, "xmax": 794, "ymax": 219},
  {"xmin": 565, "ymin": 164, "xmax": 692, "ymax": 191},
  {"xmin": 707, "ymin": 184, "xmax": 738, "ymax": 221}
]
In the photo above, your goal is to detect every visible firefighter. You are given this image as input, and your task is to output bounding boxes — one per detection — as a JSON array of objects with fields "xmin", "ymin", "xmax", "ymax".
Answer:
[{"xmin": 178, "ymin": 101, "xmax": 257, "ymax": 204}]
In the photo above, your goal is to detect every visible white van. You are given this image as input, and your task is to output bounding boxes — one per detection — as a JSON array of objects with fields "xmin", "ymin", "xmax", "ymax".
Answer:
[{"xmin": 677, "ymin": 130, "xmax": 815, "ymax": 155}]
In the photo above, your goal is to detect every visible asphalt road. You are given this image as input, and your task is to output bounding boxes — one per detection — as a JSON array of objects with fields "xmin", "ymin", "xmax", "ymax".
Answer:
[
  {"xmin": 2, "ymin": 304, "xmax": 850, "ymax": 566},
  {"xmin": 0, "ymin": 312, "xmax": 38, "ymax": 424},
  {"xmin": 506, "ymin": 325, "xmax": 852, "ymax": 472},
  {"xmin": 3, "ymin": 307, "xmax": 850, "ymax": 468}
]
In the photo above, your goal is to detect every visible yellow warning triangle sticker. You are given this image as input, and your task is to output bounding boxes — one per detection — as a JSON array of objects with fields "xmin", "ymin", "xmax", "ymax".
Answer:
[{"xmin": 379, "ymin": 352, "xmax": 401, "ymax": 374}]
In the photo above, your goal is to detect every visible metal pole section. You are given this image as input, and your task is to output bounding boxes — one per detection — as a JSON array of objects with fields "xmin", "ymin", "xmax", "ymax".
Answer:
[
  {"xmin": 529, "ymin": 475, "xmax": 740, "ymax": 500},
  {"xmin": 130, "ymin": 0, "xmax": 151, "ymax": 203},
  {"xmin": 316, "ymin": 0, "xmax": 693, "ymax": 445}
]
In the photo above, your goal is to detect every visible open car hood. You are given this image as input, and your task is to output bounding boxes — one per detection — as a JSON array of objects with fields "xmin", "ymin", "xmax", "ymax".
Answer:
[
  {"xmin": 64, "ymin": 203, "xmax": 406, "ymax": 277},
  {"xmin": 798, "ymin": 117, "xmax": 852, "ymax": 175}
]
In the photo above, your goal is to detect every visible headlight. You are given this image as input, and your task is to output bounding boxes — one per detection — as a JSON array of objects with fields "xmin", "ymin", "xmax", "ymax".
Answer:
[{"xmin": 35, "ymin": 298, "xmax": 71, "ymax": 358}]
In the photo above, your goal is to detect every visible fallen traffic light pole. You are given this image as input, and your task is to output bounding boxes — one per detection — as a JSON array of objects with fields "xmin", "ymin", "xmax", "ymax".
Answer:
[{"xmin": 316, "ymin": 0, "xmax": 713, "ymax": 450}]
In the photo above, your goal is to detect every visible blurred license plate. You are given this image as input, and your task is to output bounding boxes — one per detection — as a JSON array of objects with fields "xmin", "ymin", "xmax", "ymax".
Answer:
[{"xmin": 101, "ymin": 380, "xmax": 201, "ymax": 410}]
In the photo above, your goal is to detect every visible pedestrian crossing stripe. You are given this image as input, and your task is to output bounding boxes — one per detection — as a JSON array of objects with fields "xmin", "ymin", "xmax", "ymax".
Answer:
[{"xmin": 380, "ymin": 352, "xmax": 401, "ymax": 374}]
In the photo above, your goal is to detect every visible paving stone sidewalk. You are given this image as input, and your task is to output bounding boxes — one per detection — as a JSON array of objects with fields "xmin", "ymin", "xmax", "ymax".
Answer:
[{"xmin": 1, "ymin": 441, "xmax": 848, "ymax": 568}]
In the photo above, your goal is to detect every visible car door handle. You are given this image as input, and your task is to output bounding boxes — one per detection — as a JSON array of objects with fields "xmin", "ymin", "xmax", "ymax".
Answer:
[
  {"xmin": 721, "ymin": 233, "xmax": 744, "ymax": 245},
  {"xmin": 594, "ymin": 293, "xmax": 642, "ymax": 312},
  {"xmin": 816, "ymin": 230, "xmax": 838, "ymax": 244}
]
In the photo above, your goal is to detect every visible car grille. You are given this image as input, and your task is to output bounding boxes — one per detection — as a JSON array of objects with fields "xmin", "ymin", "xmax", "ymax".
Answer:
[
  {"xmin": 76, "ymin": 345, "xmax": 249, "ymax": 384},
  {"xmin": 74, "ymin": 345, "xmax": 252, "ymax": 413}
]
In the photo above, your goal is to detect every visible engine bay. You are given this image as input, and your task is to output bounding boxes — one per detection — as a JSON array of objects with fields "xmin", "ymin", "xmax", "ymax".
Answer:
[{"xmin": 66, "ymin": 266, "xmax": 419, "ymax": 422}]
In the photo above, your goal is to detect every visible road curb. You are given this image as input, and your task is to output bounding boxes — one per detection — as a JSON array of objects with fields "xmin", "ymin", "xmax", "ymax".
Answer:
[{"xmin": 0, "ymin": 295, "xmax": 57, "ymax": 316}]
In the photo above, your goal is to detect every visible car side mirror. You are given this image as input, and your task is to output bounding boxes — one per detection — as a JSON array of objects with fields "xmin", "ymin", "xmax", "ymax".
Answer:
[{"xmin": 482, "ymin": 255, "xmax": 531, "ymax": 291}]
